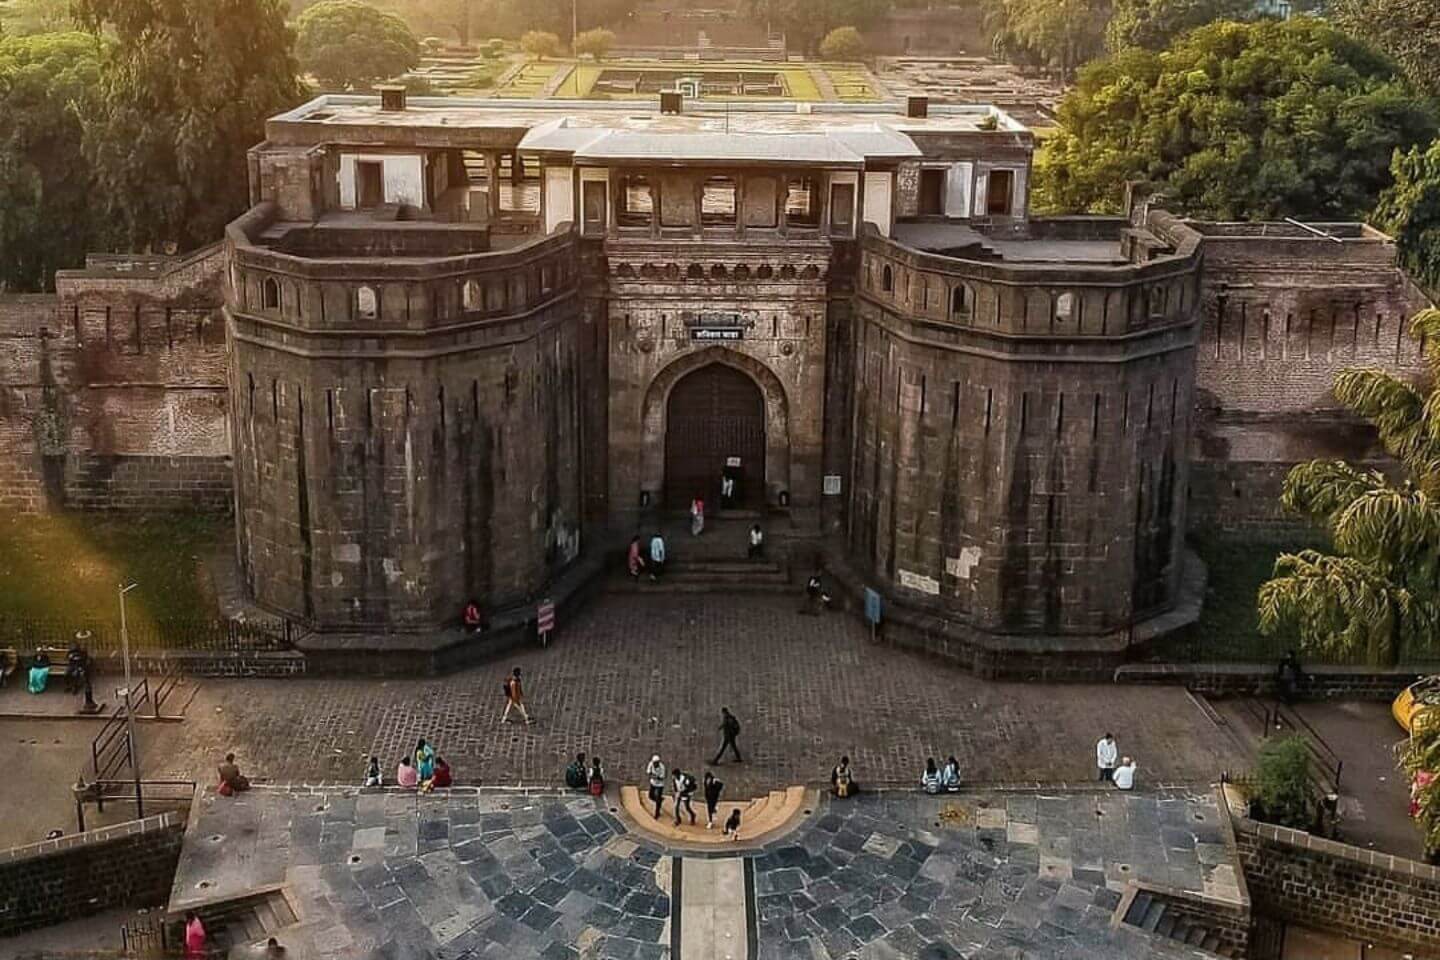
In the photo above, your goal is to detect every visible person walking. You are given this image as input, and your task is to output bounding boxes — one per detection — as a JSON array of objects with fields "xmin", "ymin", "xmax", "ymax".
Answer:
[
  {"xmin": 747, "ymin": 524, "xmax": 764, "ymax": 560},
  {"xmin": 720, "ymin": 473, "xmax": 736, "ymax": 508},
  {"xmin": 501, "ymin": 667, "xmax": 534, "ymax": 724},
  {"xmin": 1096, "ymin": 732, "xmax": 1119, "ymax": 782},
  {"xmin": 712, "ymin": 707, "xmax": 742, "ymax": 764},
  {"xmin": 648, "ymin": 532, "xmax": 667, "ymax": 582},
  {"xmin": 802, "ymin": 571, "xmax": 831, "ymax": 615},
  {"xmin": 703, "ymin": 771, "xmax": 724, "ymax": 828},
  {"xmin": 673, "ymin": 768, "xmax": 697, "ymax": 826},
  {"xmin": 690, "ymin": 497, "xmax": 705, "ymax": 536},
  {"xmin": 645, "ymin": 755, "xmax": 667, "ymax": 819},
  {"xmin": 627, "ymin": 535, "xmax": 646, "ymax": 580}
]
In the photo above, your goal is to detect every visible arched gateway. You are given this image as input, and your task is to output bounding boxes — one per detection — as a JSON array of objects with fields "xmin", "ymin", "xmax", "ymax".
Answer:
[{"xmin": 664, "ymin": 363, "xmax": 765, "ymax": 508}]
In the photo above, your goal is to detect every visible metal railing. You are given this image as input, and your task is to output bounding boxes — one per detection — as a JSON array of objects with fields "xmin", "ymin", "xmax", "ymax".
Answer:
[
  {"xmin": 0, "ymin": 615, "xmax": 298, "ymax": 655},
  {"xmin": 74, "ymin": 778, "xmax": 195, "ymax": 833}
]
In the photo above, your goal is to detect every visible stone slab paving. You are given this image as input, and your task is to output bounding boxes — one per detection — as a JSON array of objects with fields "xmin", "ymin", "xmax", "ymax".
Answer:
[
  {"xmin": 172, "ymin": 786, "xmax": 671, "ymax": 960},
  {"xmin": 750, "ymin": 789, "xmax": 1240, "ymax": 960},
  {"xmin": 156, "ymin": 594, "xmax": 1242, "ymax": 799}
]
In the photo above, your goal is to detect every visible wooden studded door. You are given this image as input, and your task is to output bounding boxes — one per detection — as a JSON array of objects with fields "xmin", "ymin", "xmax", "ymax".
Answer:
[{"xmin": 664, "ymin": 363, "xmax": 765, "ymax": 509}]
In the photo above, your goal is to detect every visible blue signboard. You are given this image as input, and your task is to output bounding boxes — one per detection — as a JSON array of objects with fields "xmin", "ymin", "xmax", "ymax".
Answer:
[{"xmin": 864, "ymin": 588, "xmax": 882, "ymax": 625}]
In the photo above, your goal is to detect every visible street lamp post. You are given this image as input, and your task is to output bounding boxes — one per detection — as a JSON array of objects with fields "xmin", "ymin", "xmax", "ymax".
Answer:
[{"xmin": 118, "ymin": 583, "xmax": 143, "ymax": 817}]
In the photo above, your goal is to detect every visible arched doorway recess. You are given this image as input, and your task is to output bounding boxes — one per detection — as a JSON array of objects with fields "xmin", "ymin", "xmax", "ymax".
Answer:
[{"xmin": 663, "ymin": 363, "xmax": 765, "ymax": 508}]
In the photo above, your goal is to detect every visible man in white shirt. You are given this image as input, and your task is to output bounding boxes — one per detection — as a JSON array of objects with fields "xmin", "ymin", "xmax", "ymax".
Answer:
[
  {"xmin": 1096, "ymin": 732, "xmax": 1118, "ymax": 782},
  {"xmin": 1113, "ymin": 757, "xmax": 1137, "ymax": 791}
]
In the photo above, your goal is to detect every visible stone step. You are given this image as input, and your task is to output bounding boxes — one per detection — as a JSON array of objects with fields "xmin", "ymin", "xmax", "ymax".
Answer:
[
  {"xmin": 619, "ymin": 784, "xmax": 808, "ymax": 846},
  {"xmin": 611, "ymin": 580, "xmax": 798, "ymax": 595}
]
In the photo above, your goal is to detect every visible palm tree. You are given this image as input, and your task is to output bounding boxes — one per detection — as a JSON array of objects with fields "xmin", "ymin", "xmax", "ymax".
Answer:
[{"xmin": 1257, "ymin": 308, "xmax": 1440, "ymax": 665}]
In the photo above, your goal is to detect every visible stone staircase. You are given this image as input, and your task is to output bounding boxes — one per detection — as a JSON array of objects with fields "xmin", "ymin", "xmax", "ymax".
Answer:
[
  {"xmin": 610, "ymin": 517, "xmax": 797, "ymax": 595},
  {"xmin": 1120, "ymin": 889, "xmax": 1237, "ymax": 958},
  {"xmin": 619, "ymin": 784, "xmax": 809, "ymax": 846},
  {"xmin": 191, "ymin": 888, "xmax": 298, "ymax": 953}
]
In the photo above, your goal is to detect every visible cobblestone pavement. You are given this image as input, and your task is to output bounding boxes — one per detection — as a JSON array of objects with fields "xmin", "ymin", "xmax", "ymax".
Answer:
[
  {"xmin": 158, "ymin": 594, "xmax": 1242, "ymax": 798},
  {"xmin": 753, "ymin": 790, "xmax": 1239, "ymax": 960},
  {"xmin": 172, "ymin": 786, "xmax": 671, "ymax": 960}
]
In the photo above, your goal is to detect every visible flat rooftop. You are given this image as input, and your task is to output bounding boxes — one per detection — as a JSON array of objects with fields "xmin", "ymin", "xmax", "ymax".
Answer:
[{"xmin": 269, "ymin": 95, "xmax": 1030, "ymax": 146}]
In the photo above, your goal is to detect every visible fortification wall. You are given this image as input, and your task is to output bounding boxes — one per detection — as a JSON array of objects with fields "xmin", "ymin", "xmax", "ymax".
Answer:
[
  {"xmin": 849, "ymin": 233, "xmax": 1200, "ymax": 641},
  {"xmin": 0, "ymin": 249, "xmax": 231, "ymax": 513},
  {"xmin": 228, "ymin": 217, "xmax": 586, "ymax": 630},
  {"xmin": 1186, "ymin": 223, "xmax": 1431, "ymax": 531}
]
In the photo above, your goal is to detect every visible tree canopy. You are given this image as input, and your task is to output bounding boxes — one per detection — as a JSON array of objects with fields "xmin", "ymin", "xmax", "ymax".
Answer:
[
  {"xmin": 572, "ymin": 27, "xmax": 615, "ymax": 59},
  {"xmin": 1104, "ymin": 0, "xmax": 1254, "ymax": 52},
  {"xmin": 0, "ymin": 31, "xmax": 104, "ymax": 291},
  {"xmin": 1375, "ymin": 139, "xmax": 1440, "ymax": 294},
  {"xmin": 73, "ymin": 0, "xmax": 304, "ymax": 252},
  {"xmin": 984, "ymin": 0, "xmax": 1111, "ymax": 80},
  {"xmin": 295, "ymin": 0, "xmax": 419, "ymax": 90},
  {"xmin": 1034, "ymin": 19, "xmax": 1437, "ymax": 219},
  {"xmin": 818, "ymin": 26, "xmax": 865, "ymax": 60},
  {"xmin": 519, "ymin": 29, "xmax": 560, "ymax": 59},
  {"xmin": 1257, "ymin": 309, "xmax": 1440, "ymax": 666},
  {"xmin": 0, "ymin": 0, "xmax": 74, "ymax": 36},
  {"xmin": 1332, "ymin": 0, "xmax": 1440, "ymax": 100},
  {"xmin": 741, "ymin": 0, "xmax": 891, "ymax": 54}
]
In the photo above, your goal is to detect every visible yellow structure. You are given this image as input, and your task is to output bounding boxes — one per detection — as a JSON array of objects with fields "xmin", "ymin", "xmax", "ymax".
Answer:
[{"xmin": 1394, "ymin": 676, "xmax": 1440, "ymax": 734}]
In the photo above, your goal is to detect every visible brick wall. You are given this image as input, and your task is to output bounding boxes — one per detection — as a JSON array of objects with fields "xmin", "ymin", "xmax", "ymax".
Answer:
[
  {"xmin": 1114, "ymin": 663, "xmax": 1422, "ymax": 701},
  {"xmin": 0, "ymin": 812, "xmax": 186, "ymax": 936},
  {"xmin": 1230, "ymin": 815, "xmax": 1440, "ymax": 954},
  {"xmin": 0, "ymin": 246, "xmax": 232, "ymax": 513}
]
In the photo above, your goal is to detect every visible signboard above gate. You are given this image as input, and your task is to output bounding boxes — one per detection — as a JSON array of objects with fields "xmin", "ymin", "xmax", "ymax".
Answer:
[
  {"xmin": 690, "ymin": 327, "xmax": 744, "ymax": 341},
  {"xmin": 685, "ymin": 310, "xmax": 753, "ymax": 342}
]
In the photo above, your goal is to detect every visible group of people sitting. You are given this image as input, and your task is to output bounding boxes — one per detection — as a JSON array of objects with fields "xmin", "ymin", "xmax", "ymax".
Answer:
[
  {"xmin": 920, "ymin": 756, "xmax": 963, "ymax": 794},
  {"xmin": 564, "ymin": 751, "xmax": 607, "ymax": 796},
  {"xmin": 16, "ymin": 643, "xmax": 89, "ymax": 695},
  {"xmin": 388, "ymin": 738, "xmax": 453, "ymax": 791}
]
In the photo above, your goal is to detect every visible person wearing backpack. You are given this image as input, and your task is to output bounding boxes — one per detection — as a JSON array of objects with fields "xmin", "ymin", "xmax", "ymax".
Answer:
[
  {"xmin": 673, "ymin": 768, "xmax": 698, "ymax": 826},
  {"xmin": 703, "ymin": 771, "xmax": 724, "ymax": 829},
  {"xmin": 712, "ymin": 707, "xmax": 742, "ymax": 765},
  {"xmin": 501, "ymin": 667, "xmax": 533, "ymax": 724}
]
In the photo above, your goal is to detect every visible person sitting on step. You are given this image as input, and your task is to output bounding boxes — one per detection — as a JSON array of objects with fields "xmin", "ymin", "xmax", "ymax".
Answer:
[{"xmin": 723, "ymin": 806, "xmax": 742, "ymax": 841}]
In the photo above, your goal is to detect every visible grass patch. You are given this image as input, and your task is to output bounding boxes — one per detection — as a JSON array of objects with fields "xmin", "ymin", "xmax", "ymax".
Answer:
[
  {"xmin": 0, "ymin": 512, "xmax": 228, "ymax": 627},
  {"xmin": 494, "ymin": 60, "xmax": 560, "ymax": 98},
  {"xmin": 819, "ymin": 64, "xmax": 880, "ymax": 102}
]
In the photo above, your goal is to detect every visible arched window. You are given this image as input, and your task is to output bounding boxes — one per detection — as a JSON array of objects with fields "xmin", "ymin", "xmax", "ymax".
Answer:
[
  {"xmin": 463, "ymin": 279, "xmax": 482, "ymax": 310},
  {"xmin": 951, "ymin": 284, "xmax": 970, "ymax": 317},
  {"xmin": 881, "ymin": 265, "xmax": 893, "ymax": 293},
  {"xmin": 356, "ymin": 285, "xmax": 378, "ymax": 320},
  {"xmin": 262, "ymin": 277, "xmax": 280, "ymax": 310},
  {"xmin": 687, "ymin": 263, "xmax": 705, "ymax": 280}
]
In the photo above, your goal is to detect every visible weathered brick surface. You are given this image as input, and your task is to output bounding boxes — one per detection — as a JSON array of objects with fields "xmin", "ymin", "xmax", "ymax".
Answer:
[
  {"xmin": 1230, "ymin": 813, "xmax": 1440, "ymax": 953},
  {"xmin": 0, "ymin": 248, "xmax": 231, "ymax": 513},
  {"xmin": 0, "ymin": 812, "xmax": 186, "ymax": 936}
]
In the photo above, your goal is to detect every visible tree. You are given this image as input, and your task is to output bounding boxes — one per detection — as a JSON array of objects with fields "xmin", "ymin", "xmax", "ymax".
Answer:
[
  {"xmin": 1104, "ymin": 0, "xmax": 1255, "ymax": 52},
  {"xmin": 0, "ymin": 0, "xmax": 74, "ymax": 36},
  {"xmin": 1399, "ymin": 706, "xmax": 1440, "ymax": 857},
  {"xmin": 819, "ymin": 26, "xmax": 865, "ymax": 60},
  {"xmin": 984, "ymin": 0, "xmax": 1111, "ymax": 80},
  {"xmin": 0, "ymin": 32, "xmax": 104, "ymax": 291},
  {"xmin": 73, "ymin": 0, "xmax": 304, "ymax": 252},
  {"xmin": 1375, "ymin": 139, "xmax": 1440, "ymax": 294},
  {"xmin": 1249, "ymin": 736, "xmax": 1314, "ymax": 829},
  {"xmin": 1333, "ymin": 0, "xmax": 1440, "ymax": 100},
  {"xmin": 1257, "ymin": 309, "xmax": 1440, "ymax": 666},
  {"xmin": 296, "ymin": 1, "xmax": 419, "ymax": 91},
  {"xmin": 1034, "ymin": 19, "xmax": 1437, "ymax": 219},
  {"xmin": 572, "ymin": 27, "xmax": 615, "ymax": 59},
  {"xmin": 740, "ymin": 0, "xmax": 892, "ymax": 54},
  {"xmin": 520, "ymin": 30, "xmax": 561, "ymax": 59},
  {"xmin": 411, "ymin": 0, "xmax": 478, "ymax": 47}
]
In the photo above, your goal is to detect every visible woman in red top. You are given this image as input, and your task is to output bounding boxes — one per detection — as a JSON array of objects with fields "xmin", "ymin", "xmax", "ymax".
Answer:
[
  {"xmin": 430, "ymin": 756, "xmax": 453, "ymax": 788},
  {"xmin": 627, "ymin": 536, "xmax": 645, "ymax": 580}
]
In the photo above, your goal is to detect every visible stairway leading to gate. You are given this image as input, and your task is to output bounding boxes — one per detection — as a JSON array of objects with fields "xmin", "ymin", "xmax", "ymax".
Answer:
[{"xmin": 609, "ymin": 516, "xmax": 802, "ymax": 595}]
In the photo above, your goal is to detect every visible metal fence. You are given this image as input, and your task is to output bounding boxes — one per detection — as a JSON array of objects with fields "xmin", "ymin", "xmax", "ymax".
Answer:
[
  {"xmin": 0, "ymin": 615, "xmax": 299, "ymax": 655},
  {"xmin": 1152, "ymin": 627, "xmax": 1440, "ymax": 668}
]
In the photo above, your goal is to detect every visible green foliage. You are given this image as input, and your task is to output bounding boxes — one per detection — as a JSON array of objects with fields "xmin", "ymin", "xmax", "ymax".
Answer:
[
  {"xmin": 1249, "ymin": 736, "xmax": 1314, "ymax": 829},
  {"xmin": 74, "ymin": 0, "xmax": 304, "ymax": 252},
  {"xmin": 1035, "ymin": 19, "xmax": 1437, "ymax": 219},
  {"xmin": 1399, "ymin": 708, "xmax": 1440, "ymax": 856},
  {"xmin": 819, "ymin": 26, "xmax": 865, "ymax": 60},
  {"xmin": 0, "ymin": 0, "xmax": 74, "ymax": 36},
  {"xmin": 466, "ymin": 65, "xmax": 499, "ymax": 88},
  {"xmin": 0, "ymin": 31, "xmax": 104, "ymax": 291},
  {"xmin": 1104, "ymin": 0, "xmax": 1255, "ymax": 52},
  {"xmin": 1332, "ymin": 0, "xmax": 1440, "ymax": 100},
  {"xmin": 296, "ymin": 1, "xmax": 419, "ymax": 90},
  {"xmin": 1258, "ymin": 310, "xmax": 1440, "ymax": 666},
  {"xmin": 485, "ymin": 38, "xmax": 507, "ymax": 56},
  {"xmin": 572, "ymin": 27, "xmax": 615, "ymax": 59},
  {"xmin": 984, "ymin": 0, "xmax": 1111, "ymax": 79},
  {"xmin": 1377, "ymin": 139, "xmax": 1440, "ymax": 294},
  {"xmin": 520, "ymin": 29, "xmax": 561, "ymax": 59},
  {"xmin": 741, "ymin": 0, "xmax": 892, "ymax": 53}
]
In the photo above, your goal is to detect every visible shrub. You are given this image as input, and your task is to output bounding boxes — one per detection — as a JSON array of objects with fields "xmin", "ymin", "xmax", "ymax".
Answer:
[
  {"xmin": 1249, "ymin": 736, "xmax": 1314, "ymax": 829},
  {"xmin": 520, "ymin": 30, "xmax": 561, "ymax": 60},
  {"xmin": 819, "ymin": 26, "xmax": 865, "ymax": 61},
  {"xmin": 573, "ymin": 27, "xmax": 615, "ymax": 60}
]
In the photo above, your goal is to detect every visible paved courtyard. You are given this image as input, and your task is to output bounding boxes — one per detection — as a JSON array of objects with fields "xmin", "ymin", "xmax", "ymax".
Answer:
[{"xmin": 151, "ymin": 594, "xmax": 1242, "ymax": 798}]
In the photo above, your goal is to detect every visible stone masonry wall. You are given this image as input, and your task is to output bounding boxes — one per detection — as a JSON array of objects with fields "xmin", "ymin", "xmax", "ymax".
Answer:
[
  {"xmin": 1188, "ymin": 226, "xmax": 1431, "ymax": 532},
  {"xmin": 1231, "ymin": 814, "xmax": 1440, "ymax": 954},
  {"xmin": 0, "ymin": 247, "xmax": 232, "ymax": 513},
  {"xmin": 0, "ymin": 812, "xmax": 186, "ymax": 936}
]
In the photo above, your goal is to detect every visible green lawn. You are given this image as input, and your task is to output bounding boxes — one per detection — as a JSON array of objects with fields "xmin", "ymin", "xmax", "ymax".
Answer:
[
  {"xmin": 0, "ymin": 511, "xmax": 228, "ymax": 629},
  {"xmin": 517, "ymin": 59, "xmax": 835, "ymax": 101}
]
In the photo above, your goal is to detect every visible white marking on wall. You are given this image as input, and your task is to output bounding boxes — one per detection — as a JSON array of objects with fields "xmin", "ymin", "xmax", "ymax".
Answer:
[
  {"xmin": 946, "ymin": 546, "xmax": 982, "ymax": 580},
  {"xmin": 544, "ymin": 165, "xmax": 575, "ymax": 233},
  {"xmin": 973, "ymin": 172, "xmax": 989, "ymax": 217},
  {"xmin": 863, "ymin": 172, "xmax": 893, "ymax": 237},
  {"xmin": 898, "ymin": 569, "xmax": 940, "ymax": 595},
  {"xmin": 945, "ymin": 162, "xmax": 973, "ymax": 219}
]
